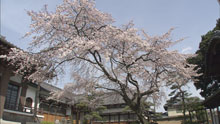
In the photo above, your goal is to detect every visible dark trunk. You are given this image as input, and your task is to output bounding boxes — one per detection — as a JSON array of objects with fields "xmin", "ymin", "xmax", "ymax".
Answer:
[
  {"xmin": 135, "ymin": 111, "xmax": 148, "ymax": 124},
  {"xmin": 129, "ymin": 103, "xmax": 148, "ymax": 124},
  {"xmin": 76, "ymin": 110, "xmax": 80, "ymax": 124},
  {"xmin": 122, "ymin": 91, "xmax": 148, "ymax": 124},
  {"xmin": 70, "ymin": 106, "xmax": 74, "ymax": 124},
  {"xmin": 181, "ymin": 91, "xmax": 186, "ymax": 123},
  {"xmin": 189, "ymin": 111, "xmax": 192, "ymax": 122}
]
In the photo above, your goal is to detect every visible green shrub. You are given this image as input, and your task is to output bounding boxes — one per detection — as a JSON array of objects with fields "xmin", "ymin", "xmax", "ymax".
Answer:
[
  {"xmin": 182, "ymin": 120, "xmax": 200, "ymax": 124},
  {"xmin": 82, "ymin": 119, "xmax": 89, "ymax": 124}
]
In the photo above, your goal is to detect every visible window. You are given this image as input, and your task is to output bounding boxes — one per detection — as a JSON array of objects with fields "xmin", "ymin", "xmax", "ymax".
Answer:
[
  {"xmin": 40, "ymin": 103, "xmax": 49, "ymax": 111},
  {"xmin": 120, "ymin": 114, "xmax": 128, "ymax": 121},
  {"xmin": 5, "ymin": 83, "xmax": 19, "ymax": 109},
  {"xmin": 109, "ymin": 115, "xmax": 118, "ymax": 122},
  {"xmin": 102, "ymin": 115, "xmax": 109, "ymax": 121},
  {"xmin": 25, "ymin": 97, "xmax": 33, "ymax": 108},
  {"xmin": 113, "ymin": 115, "xmax": 118, "ymax": 122}
]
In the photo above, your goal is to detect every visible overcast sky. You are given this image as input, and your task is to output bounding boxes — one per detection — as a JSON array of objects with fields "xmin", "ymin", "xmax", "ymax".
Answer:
[{"xmin": 1, "ymin": 0, "xmax": 219, "ymax": 112}]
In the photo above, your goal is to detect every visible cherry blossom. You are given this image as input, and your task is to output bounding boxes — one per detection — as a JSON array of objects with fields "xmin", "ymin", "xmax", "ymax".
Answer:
[{"xmin": 2, "ymin": 0, "xmax": 199, "ymax": 123}]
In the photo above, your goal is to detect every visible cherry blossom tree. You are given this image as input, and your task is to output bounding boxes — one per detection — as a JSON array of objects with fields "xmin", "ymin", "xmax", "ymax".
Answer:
[{"xmin": 1, "ymin": 0, "xmax": 199, "ymax": 123}]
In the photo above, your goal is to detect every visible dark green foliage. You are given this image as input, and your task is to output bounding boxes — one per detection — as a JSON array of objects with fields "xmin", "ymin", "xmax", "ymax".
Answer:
[
  {"xmin": 166, "ymin": 86, "xmax": 190, "ymax": 123},
  {"xmin": 184, "ymin": 97, "xmax": 206, "ymax": 124},
  {"xmin": 165, "ymin": 90, "xmax": 191, "ymax": 108},
  {"xmin": 182, "ymin": 120, "xmax": 200, "ymax": 124},
  {"xmin": 76, "ymin": 103, "xmax": 106, "ymax": 118},
  {"xmin": 82, "ymin": 119, "xmax": 89, "ymax": 124},
  {"xmin": 167, "ymin": 83, "xmax": 191, "ymax": 107},
  {"xmin": 187, "ymin": 19, "xmax": 220, "ymax": 98},
  {"xmin": 185, "ymin": 97, "xmax": 203, "ymax": 111},
  {"xmin": 165, "ymin": 95, "xmax": 205, "ymax": 124},
  {"xmin": 74, "ymin": 94, "xmax": 107, "ymax": 124},
  {"xmin": 83, "ymin": 112, "xmax": 103, "ymax": 124},
  {"xmin": 76, "ymin": 102, "xmax": 88, "ymax": 110}
]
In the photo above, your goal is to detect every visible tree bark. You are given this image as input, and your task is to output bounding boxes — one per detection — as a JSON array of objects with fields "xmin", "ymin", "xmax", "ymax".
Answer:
[
  {"xmin": 121, "ymin": 91, "xmax": 149, "ymax": 124},
  {"xmin": 128, "ymin": 103, "xmax": 148, "ymax": 124},
  {"xmin": 70, "ymin": 106, "xmax": 74, "ymax": 124},
  {"xmin": 181, "ymin": 91, "xmax": 186, "ymax": 124},
  {"xmin": 189, "ymin": 111, "xmax": 192, "ymax": 122},
  {"xmin": 135, "ymin": 111, "xmax": 148, "ymax": 124},
  {"xmin": 76, "ymin": 110, "xmax": 80, "ymax": 124}
]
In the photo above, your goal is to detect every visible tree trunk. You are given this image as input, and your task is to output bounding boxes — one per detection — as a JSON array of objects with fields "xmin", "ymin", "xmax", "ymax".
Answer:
[
  {"xmin": 70, "ymin": 106, "xmax": 74, "ymax": 124},
  {"xmin": 136, "ymin": 112, "xmax": 148, "ymax": 124},
  {"xmin": 130, "ymin": 105, "xmax": 148, "ymax": 124},
  {"xmin": 76, "ymin": 110, "xmax": 80, "ymax": 124},
  {"xmin": 181, "ymin": 91, "xmax": 186, "ymax": 124},
  {"xmin": 122, "ymin": 93, "xmax": 148, "ymax": 124},
  {"xmin": 189, "ymin": 111, "xmax": 192, "ymax": 122}
]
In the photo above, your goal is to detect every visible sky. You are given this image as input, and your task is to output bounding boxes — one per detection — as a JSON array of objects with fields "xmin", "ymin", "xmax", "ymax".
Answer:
[{"xmin": 1, "ymin": 0, "xmax": 219, "ymax": 112}]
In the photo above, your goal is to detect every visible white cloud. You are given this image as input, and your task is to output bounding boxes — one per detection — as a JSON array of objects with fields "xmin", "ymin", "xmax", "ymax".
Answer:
[{"xmin": 181, "ymin": 46, "xmax": 192, "ymax": 54}]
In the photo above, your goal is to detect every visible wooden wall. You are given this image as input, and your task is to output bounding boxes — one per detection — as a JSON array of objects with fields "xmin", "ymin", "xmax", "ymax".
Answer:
[{"xmin": 43, "ymin": 113, "xmax": 69, "ymax": 123}]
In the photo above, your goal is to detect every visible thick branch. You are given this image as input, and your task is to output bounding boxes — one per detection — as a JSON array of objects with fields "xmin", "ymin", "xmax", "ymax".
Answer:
[
  {"xmin": 90, "ymin": 50, "xmax": 118, "ymax": 83},
  {"xmin": 95, "ymin": 85, "xmax": 122, "ymax": 95},
  {"xmin": 110, "ymin": 56, "xmax": 118, "ymax": 80},
  {"xmin": 140, "ymin": 89, "xmax": 159, "ymax": 97}
]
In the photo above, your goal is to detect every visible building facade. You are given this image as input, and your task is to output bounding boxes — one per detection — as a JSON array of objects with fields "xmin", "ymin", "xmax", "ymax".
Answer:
[
  {"xmin": 0, "ymin": 37, "xmax": 71, "ymax": 124},
  {"xmin": 0, "ymin": 37, "xmax": 36, "ymax": 124}
]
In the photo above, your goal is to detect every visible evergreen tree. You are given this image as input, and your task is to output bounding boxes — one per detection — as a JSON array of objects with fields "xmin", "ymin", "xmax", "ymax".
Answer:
[{"xmin": 188, "ymin": 19, "xmax": 220, "ymax": 98}]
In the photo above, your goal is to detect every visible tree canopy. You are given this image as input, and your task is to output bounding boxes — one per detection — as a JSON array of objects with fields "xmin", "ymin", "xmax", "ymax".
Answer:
[
  {"xmin": 1, "ymin": 0, "xmax": 198, "ymax": 123},
  {"xmin": 188, "ymin": 19, "xmax": 220, "ymax": 98}
]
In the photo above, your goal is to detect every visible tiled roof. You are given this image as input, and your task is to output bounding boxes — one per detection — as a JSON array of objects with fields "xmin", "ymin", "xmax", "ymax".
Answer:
[
  {"xmin": 101, "ymin": 92, "xmax": 125, "ymax": 105},
  {"xmin": 0, "ymin": 36, "xmax": 16, "ymax": 55},
  {"xmin": 40, "ymin": 82, "xmax": 62, "ymax": 93}
]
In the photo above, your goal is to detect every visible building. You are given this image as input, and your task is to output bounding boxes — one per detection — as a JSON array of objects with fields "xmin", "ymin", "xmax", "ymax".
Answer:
[
  {"xmin": 164, "ymin": 102, "xmax": 189, "ymax": 118},
  {"xmin": 0, "ymin": 36, "xmax": 37, "ymax": 124},
  {"xmin": 0, "ymin": 36, "xmax": 156, "ymax": 124},
  {"xmin": 69, "ymin": 93, "xmax": 156, "ymax": 124},
  {"xmin": 162, "ymin": 31, "xmax": 220, "ymax": 124},
  {"xmin": 92, "ymin": 93, "xmax": 140, "ymax": 124},
  {"xmin": 0, "ymin": 37, "xmax": 72, "ymax": 124},
  {"xmin": 38, "ymin": 82, "xmax": 72, "ymax": 123}
]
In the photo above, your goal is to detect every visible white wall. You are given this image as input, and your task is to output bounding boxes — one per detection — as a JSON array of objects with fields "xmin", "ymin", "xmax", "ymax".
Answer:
[
  {"xmin": 168, "ymin": 108, "xmax": 189, "ymax": 117},
  {"xmin": 26, "ymin": 86, "xmax": 37, "ymax": 108}
]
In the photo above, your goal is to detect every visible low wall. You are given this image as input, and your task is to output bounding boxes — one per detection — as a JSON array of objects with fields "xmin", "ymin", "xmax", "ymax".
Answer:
[
  {"xmin": 3, "ymin": 110, "xmax": 34, "ymax": 124},
  {"xmin": 0, "ymin": 119, "xmax": 21, "ymax": 124}
]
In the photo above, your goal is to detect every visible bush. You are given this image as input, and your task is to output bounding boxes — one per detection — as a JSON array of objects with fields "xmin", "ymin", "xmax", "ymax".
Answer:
[
  {"xmin": 182, "ymin": 120, "xmax": 200, "ymax": 124},
  {"xmin": 83, "ymin": 119, "xmax": 89, "ymax": 124}
]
